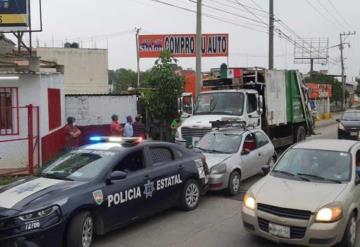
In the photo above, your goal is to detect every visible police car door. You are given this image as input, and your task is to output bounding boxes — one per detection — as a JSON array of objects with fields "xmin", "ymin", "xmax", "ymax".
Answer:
[
  {"xmin": 103, "ymin": 148, "xmax": 150, "ymax": 228},
  {"xmin": 145, "ymin": 145, "xmax": 184, "ymax": 212}
]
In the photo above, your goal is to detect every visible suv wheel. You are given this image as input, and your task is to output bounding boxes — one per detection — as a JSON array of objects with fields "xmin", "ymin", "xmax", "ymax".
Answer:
[
  {"xmin": 227, "ymin": 171, "xmax": 241, "ymax": 196},
  {"xmin": 66, "ymin": 211, "xmax": 94, "ymax": 247},
  {"xmin": 339, "ymin": 213, "xmax": 357, "ymax": 247},
  {"xmin": 179, "ymin": 179, "xmax": 200, "ymax": 211}
]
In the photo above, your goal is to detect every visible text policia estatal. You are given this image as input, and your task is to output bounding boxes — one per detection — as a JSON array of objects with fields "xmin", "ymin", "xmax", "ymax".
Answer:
[{"xmin": 107, "ymin": 174, "xmax": 183, "ymax": 207}]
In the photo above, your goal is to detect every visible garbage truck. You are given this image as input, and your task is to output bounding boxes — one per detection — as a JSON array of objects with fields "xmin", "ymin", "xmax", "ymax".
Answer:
[{"xmin": 175, "ymin": 68, "xmax": 315, "ymax": 148}]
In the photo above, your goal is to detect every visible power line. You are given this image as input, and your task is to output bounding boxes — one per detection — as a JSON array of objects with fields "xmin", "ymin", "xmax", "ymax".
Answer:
[
  {"xmin": 327, "ymin": 0, "xmax": 355, "ymax": 31},
  {"xmin": 232, "ymin": 0, "xmax": 268, "ymax": 26},
  {"xmin": 187, "ymin": 0, "xmax": 268, "ymax": 28},
  {"xmin": 314, "ymin": 0, "xmax": 348, "ymax": 30},
  {"xmin": 206, "ymin": 0, "xmax": 268, "ymax": 18},
  {"xmin": 224, "ymin": 0, "xmax": 269, "ymax": 15},
  {"xmin": 150, "ymin": 0, "xmax": 268, "ymax": 33},
  {"xmin": 305, "ymin": 0, "xmax": 342, "ymax": 30}
]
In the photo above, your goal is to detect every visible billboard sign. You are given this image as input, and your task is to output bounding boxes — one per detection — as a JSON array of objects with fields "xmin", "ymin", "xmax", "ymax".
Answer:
[
  {"xmin": 139, "ymin": 33, "xmax": 228, "ymax": 58},
  {"xmin": 0, "ymin": 0, "xmax": 29, "ymax": 31},
  {"xmin": 306, "ymin": 83, "xmax": 332, "ymax": 99}
]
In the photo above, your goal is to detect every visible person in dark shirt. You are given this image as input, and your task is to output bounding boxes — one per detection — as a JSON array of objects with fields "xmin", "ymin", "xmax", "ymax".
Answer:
[
  {"xmin": 132, "ymin": 115, "xmax": 147, "ymax": 139},
  {"xmin": 64, "ymin": 116, "xmax": 81, "ymax": 151}
]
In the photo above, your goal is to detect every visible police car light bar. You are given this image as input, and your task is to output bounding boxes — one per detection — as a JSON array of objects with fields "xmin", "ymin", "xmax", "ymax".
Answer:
[{"xmin": 89, "ymin": 136, "xmax": 143, "ymax": 144}]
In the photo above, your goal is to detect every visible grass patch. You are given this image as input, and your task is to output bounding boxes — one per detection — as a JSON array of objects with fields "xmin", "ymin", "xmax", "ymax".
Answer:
[{"xmin": 0, "ymin": 176, "xmax": 20, "ymax": 186}]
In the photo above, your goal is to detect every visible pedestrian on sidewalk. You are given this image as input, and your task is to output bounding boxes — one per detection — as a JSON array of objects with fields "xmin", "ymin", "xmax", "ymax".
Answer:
[
  {"xmin": 124, "ymin": 115, "xmax": 134, "ymax": 137},
  {"xmin": 64, "ymin": 116, "xmax": 81, "ymax": 151},
  {"xmin": 170, "ymin": 116, "xmax": 181, "ymax": 142},
  {"xmin": 110, "ymin": 114, "xmax": 123, "ymax": 136},
  {"xmin": 133, "ymin": 114, "xmax": 147, "ymax": 139}
]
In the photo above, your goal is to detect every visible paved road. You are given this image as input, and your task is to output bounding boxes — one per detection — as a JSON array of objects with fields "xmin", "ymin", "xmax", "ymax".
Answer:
[{"xmin": 94, "ymin": 123, "xmax": 356, "ymax": 247}]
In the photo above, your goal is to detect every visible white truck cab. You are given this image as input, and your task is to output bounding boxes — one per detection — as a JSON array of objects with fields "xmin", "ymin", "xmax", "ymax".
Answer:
[{"xmin": 176, "ymin": 89, "xmax": 262, "ymax": 147}]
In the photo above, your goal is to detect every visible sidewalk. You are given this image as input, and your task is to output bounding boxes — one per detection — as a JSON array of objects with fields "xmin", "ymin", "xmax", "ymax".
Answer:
[{"xmin": 315, "ymin": 112, "xmax": 342, "ymax": 129}]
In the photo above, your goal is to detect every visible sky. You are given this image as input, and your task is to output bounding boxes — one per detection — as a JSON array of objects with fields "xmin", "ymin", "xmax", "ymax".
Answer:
[{"xmin": 28, "ymin": 0, "xmax": 360, "ymax": 81}]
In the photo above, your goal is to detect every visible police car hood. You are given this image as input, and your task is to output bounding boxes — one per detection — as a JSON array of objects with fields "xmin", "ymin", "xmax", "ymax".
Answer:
[
  {"xmin": 0, "ymin": 176, "xmax": 84, "ymax": 212},
  {"xmin": 203, "ymin": 153, "xmax": 232, "ymax": 169},
  {"xmin": 181, "ymin": 115, "xmax": 244, "ymax": 129}
]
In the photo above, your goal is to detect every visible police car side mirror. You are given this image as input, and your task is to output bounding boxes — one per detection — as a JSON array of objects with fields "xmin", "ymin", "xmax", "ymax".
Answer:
[{"xmin": 110, "ymin": 171, "xmax": 127, "ymax": 181}]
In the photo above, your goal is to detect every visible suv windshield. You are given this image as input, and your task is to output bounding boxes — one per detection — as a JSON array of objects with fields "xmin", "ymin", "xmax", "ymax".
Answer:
[
  {"xmin": 194, "ymin": 92, "xmax": 244, "ymax": 116},
  {"xmin": 342, "ymin": 112, "xmax": 360, "ymax": 121},
  {"xmin": 272, "ymin": 148, "xmax": 351, "ymax": 183},
  {"xmin": 196, "ymin": 132, "xmax": 243, "ymax": 154},
  {"xmin": 40, "ymin": 150, "xmax": 116, "ymax": 181}
]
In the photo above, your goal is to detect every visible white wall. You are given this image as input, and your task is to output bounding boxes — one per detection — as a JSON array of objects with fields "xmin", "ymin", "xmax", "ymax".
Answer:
[
  {"xmin": 0, "ymin": 73, "xmax": 64, "ymax": 170},
  {"xmin": 37, "ymin": 48, "xmax": 109, "ymax": 95},
  {"xmin": 65, "ymin": 95, "xmax": 137, "ymax": 126}
]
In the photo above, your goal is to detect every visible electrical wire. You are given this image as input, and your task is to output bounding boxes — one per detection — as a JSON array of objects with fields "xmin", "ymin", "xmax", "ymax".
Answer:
[
  {"xmin": 315, "ymin": 0, "xmax": 348, "ymax": 30},
  {"xmin": 327, "ymin": 0, "xmax": 355, "ymax": 31},
  {"xmin": 150, "ymin": 0, "xmax": 269, "ymax": 33},
  {"xmin": 304, "ymin": 0, "xmax": 342, "ymax": 30}
]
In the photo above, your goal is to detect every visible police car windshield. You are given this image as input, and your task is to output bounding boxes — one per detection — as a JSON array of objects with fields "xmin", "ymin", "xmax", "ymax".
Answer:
[
  {"xmin": 194, "ymin": 92, "xmax": 244, "ymax": 116},
  {"xmin": 40, "ymin": 150, "xmax": 115, "ymax": 181},
  {"xmin": 196, "ymin": 132, "xmax": 243, "ymax": 154}
]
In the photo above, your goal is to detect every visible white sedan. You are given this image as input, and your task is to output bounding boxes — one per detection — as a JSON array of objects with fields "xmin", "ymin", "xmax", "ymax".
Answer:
[{"xmin": 195, "ymin": 128, "xmax": 276, "ymax": 195}]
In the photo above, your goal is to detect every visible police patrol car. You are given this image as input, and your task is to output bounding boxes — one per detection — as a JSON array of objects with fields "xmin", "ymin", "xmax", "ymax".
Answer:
[{"xmin": 0, "ymin": 137, "xmax": 208, "ymax": 247}]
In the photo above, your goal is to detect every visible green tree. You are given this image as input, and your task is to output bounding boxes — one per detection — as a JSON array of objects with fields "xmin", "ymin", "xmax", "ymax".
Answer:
[
  {"xmin": 109, "ymin": 69, "xmax": 152, "ymax": 93},
  {"xmin": 146, "ymin": 50, "xmax": 183, "ymax": 141}
]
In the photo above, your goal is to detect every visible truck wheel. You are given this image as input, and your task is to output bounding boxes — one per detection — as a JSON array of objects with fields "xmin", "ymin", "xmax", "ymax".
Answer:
[
  {"xmin": 66, "ymin": 211, "xmax": 94, "ymax": 247},
  {"xmin": 227, "ymin": 171, "xmax": 241, "ymax": 196},
  {"xmin": 338, "ymin": 213, "xmax": 357, "ymax": 247},
  {"xmin": 295, "ymin": 126, "xmax": 306, "ymax": 143},
  {"xmin": 179, "ymin": 179, "xmax": 200, "ymax": 211}
]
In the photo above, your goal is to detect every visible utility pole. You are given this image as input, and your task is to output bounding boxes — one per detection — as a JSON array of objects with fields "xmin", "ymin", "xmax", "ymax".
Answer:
[
  {"xmin": 195, "ymin": 0, "xmax": 202, "ymax": 98},
  {"xmin": 135, "ymin": 27, "xmax": 141, "ymax": 89},
  {"xmin": 339, "ymin": 31, "xmax": 356, "ymax": 110},
  {"xmin": 268, "ymin": 0, "xmax": 274, "ymax": 70}
]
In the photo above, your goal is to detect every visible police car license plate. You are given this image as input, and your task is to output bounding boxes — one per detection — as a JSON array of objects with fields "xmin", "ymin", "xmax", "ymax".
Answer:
[
  {"xmin": 351, "ymin": 132, "xmax": 357, "ymax": 136},
  {"xmin": 269, "ymin": 223, "xmax": 290, "ymax": 239}
]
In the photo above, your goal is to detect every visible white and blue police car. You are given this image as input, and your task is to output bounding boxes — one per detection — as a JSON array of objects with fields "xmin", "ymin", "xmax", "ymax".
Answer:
[{"xmin": 0, "ymin": 137, "xmax": 209, "ymax": 247}]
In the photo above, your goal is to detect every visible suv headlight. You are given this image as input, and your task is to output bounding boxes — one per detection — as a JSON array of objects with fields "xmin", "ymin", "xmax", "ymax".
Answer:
[
  {"xmin": 210, "ymin": 163, "xmax": 226, "ymax": 174},
  {"xmin": 243, "ymin": 192, "xmax": 256, "ymax": 210},
  {"xmin": 315, "ymin": 205, "xmax": 343, "ymax": 222},
  {"xmin": 338, "ymin": 123, "xmax": 345, "ymax": 131},
  {"xmin": 18, "ymin": 205, "xmax": 60, "ymax": 221}
]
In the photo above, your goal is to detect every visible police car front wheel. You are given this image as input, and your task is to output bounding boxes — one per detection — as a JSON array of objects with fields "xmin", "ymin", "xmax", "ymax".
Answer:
[
  {"xmin": 179, "ymin": 179, "xmax": 200, "ymax": 211},
  {"xmin": 66, "ymin": 211, "xmax": 94, "ymax": 247}
]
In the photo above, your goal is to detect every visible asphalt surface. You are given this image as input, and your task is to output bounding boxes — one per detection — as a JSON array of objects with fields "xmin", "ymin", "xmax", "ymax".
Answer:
[{"xmin": 94, "ymin": 123, "xmax": 357, "ymax": 247}]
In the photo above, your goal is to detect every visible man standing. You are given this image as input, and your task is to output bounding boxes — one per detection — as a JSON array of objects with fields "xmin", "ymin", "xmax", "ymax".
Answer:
[
  {"xmin": 110, "ymin": 114, "xmax": 123, "ymax": 136},
  {"xmin": 123, "ymin": 115, "xmax": 134, "ymax": 137},
  {"xmin": 133, "ymin": 115, "xmax": 147, "ymax": 139},
  {"xmin": 65, "ymin": 116, "xmax": 81, "ymax": 151}
]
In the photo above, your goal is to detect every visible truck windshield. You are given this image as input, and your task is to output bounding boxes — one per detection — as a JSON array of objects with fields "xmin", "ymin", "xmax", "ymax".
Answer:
[{"xmin": 194, "ymin": 92, "xmax": 244, "ymax": 116}]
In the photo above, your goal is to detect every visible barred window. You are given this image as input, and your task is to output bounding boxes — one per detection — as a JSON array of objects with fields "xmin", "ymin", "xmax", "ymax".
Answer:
[{"xmin": 0, "ymin": 87, "xmax": 18, "ymax": 135}]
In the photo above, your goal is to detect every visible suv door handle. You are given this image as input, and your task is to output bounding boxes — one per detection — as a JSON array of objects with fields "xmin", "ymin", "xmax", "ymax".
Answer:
[{"xmin": 178, "ymin": 165, "xmax": 184, "ymax": 170}]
